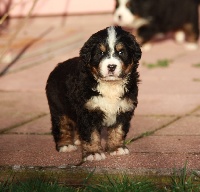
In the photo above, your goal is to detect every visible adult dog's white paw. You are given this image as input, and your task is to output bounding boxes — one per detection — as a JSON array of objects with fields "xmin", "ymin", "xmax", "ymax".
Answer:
[
  {"xmin": 83, "ymin": 153, "xmax": 106, "ymax": 161},
  {"xmin": 142, "ymin": 43, "xmax": 152, "ymax": 51},
  {"xmin": 59, "ymin": 145, "xmax": 77, "ymax": 152},
  {"xmin": 110, "ymin": 147, "xmax": 129, "ymax": 156},
  {"xmin": 175, "ymin": 31, "xmax": 185, "ymax": 43},
  {"xmin": 185, "ymin": 43, "xmax": 198, "ymax": 51}
]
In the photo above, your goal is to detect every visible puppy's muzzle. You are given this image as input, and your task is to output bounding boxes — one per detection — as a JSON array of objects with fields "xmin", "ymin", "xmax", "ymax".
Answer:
[{"xmin": 108, "ymin": 64, "xmax": 117, "ymax": 73}]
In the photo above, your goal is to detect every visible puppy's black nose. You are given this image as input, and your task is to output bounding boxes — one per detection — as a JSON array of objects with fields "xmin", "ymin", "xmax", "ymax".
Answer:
[
  {"xmin": 118, "ymin": 15, "xmax": 122, "ymax": 21},
  {"xmin": 108, "ymin": 64, "xmax": 117, "ymax": 72}
]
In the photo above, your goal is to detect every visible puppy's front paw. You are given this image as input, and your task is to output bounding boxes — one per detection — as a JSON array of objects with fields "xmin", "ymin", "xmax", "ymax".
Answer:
[
  {"xmin": 110, "ymin": 147, "xmax": 129, "ymax": 156},
  {"xmin": 74, "ymin": 139, "xmax": 81, "ymax": 146},
  {"xmin": 83, "ymin": 153, "xmax": 106, "ymax": 161},
  {"xmin": 58, "ymin": 144, "xmax": 77, "ymax": 152}
]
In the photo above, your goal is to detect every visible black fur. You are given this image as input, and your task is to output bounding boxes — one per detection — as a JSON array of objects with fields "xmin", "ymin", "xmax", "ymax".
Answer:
[
  {"xmin": 115, "ymin": 0, "xmax": 199, "ymax": 44},
  {"xmin": 46, "ymin": 26, "xmax": 141, "ymax": 160}
]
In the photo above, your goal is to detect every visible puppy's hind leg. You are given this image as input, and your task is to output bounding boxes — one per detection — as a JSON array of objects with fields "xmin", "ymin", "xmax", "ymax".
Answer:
[{"xmin": 51, "ymin": 115, "xmax": 77, "ymax": 152}]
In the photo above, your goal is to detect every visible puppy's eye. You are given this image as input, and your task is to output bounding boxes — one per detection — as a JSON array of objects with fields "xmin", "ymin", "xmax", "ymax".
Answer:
[
  {"xmin": 118, "ymin": 51, "xmax": 124, "ymax": 55},
  {"xmin": 100, "ymin": 51, "xmax": 105, "ymax": 56}
]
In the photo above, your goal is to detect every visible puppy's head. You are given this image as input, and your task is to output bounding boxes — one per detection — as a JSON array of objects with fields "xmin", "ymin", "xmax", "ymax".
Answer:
[
  {"xmin": 113, "ymin": 0, "xmax": 151, "ymax": 29},
  {"xmin": 80, "ymin": 26, "xmax": 141, "ymax": 81},
  {"xmin": 113, "ymin": 0, "xmax": 134, "ymax": 27}
]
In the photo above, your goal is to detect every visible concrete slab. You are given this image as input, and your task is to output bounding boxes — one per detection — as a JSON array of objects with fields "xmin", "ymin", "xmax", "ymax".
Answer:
[
  {"xmin": 139, "ymin": 66, "xmax": 200, "ymax": 95},
  {"xmin": 6, "ymin": 114, "xmax": 51, "ymax": 134},
  {"xmin": 82, "ymin": 153, "xmax": 200, "ymax": 170},
  {"xmin": 141, "ymin": 40, "xmax": 187, "ymax": 65},
  {"xmin": 0, "ymin": 135, "xmax": 81, "ymax": 166},
  {"xmin": 5, "ymin": 114, "xmax": 175, "ymax": 139},
  {"xmin": 0, "ymin": 57, "xmax": 67, "ymax": 92},
  {"xmin": 127, "ymin": 115, "xmax": 176, "ymax": 139},
  {"xmin": 155, "ymin": 116, "xmax": 200, "ymax": 136},
  {"xmin": 193, "ymin": 108, "xmax": 200, "ymax": 116},
  {"xmin": 129, "ymin": 135, "xmax": 200, "ymax": 154},
  {"xmin": 136, "ymin": 94, "xmax": 200, "ymax": 116},
  {"xmin": 1, "ymin": 134, "xmax": 200, "ymax": 171},
  {"xmin": 0, "ymin": 91, "xmax": 48, "ymax": 132},
  {"xmin": 0, "ymin": 14, "xmax": 200, "ymax": 177}
]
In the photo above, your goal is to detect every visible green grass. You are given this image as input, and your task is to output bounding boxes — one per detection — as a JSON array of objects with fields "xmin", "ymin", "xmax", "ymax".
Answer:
[
  {"xmin": 0, "ymin": 177, "xmax": 77, "ymax": 192},
  {"xmin": 1, "ymin": 166, "xmax": 200, "ymax": 192},
  {"xmin": 165, "ymin": 165, "xmax": 200, "ymax": 192},
  {"xmin": 193, "ymin": 78, "xmax": 200, "ymax": 82},
  {"xmin": 143, "ymin": 59, "xmax": 171, "ymax": 69},
  {"xmin": 0, "ymin": 176, "xmax": 161, "ymax": 192},
  {"xmin": 192, "ymin": 63, "xmax": 200, "ymax": 81},
  {"xmin": 192, "ymin": 63, "xmax": 200, "ymax": 68},
  {"xmin": 84, "ymin": 175, "xmax": 161, "ymax": 192}
]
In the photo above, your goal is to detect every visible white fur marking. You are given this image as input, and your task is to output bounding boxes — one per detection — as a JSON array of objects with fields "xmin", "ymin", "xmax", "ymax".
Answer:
[
  {"xmin": 85, "ymin": 80, "xmax": 135, "ymax": 126},
  {"xmin": 59, "ymin": 145, "xmax": 77, "ymax": 152},
  {"xmin": 74, "ymin": 139, "xmax": 81, "ymax": 146},
  {"xmin": 99, "ymin": 57, "xmax": 122, "ymax": 80},
  {"xmin": 185, "ymin": 43, "xmax": 198, "ymax": 50},
  {"xmin": 107, "ymin": 26, "xmax": 116, "ymax": 55},
  {"xmin": 100, "ymin": 153, "xmax": 106, "ymax": 159},
  {"xmin": 94, "ymin": 153, "xmax": 102, "ymax": 161},
  {"xmin": 113, "ymin": 0, "xmax": 134, "ymax": 26},
  {"xmin": 84, "ymin": 154, "xmax": 94, "ymax": 161},
  {"xmin": 83, "ymin": 153, "xmax": 106, "ymax": 161},
  {"xmin": 142, "ymin": 43, "xmax": 152, "ymax": 51},
  {"xmin": 110, "ymin": 147, "xmax": 129, "ymax": 156},
  {"xmin": 99, "ymin": 27, "xmax": 122, "ymax": 80},
  {"xmin": 175, "ymin": 31, "xmax": 185, "ymax": 43}
]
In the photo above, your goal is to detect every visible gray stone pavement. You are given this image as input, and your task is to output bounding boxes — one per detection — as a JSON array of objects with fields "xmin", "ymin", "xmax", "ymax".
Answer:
[{"xmin": 0, "ymin": 14, "xmax": 200, "ymax": 178}]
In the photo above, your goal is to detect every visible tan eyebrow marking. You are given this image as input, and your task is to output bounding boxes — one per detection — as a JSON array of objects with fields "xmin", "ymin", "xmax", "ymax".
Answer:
[
  {"xmin": 99, "ymin": 44, "xmax": 106, "ymax": 52},
  {"xmin": 116, "ymin": 43, "xmax": 124, "ymax": 51}
]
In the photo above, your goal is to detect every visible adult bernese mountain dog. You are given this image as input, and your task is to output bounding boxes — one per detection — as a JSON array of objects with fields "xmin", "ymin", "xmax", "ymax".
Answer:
[
  {"xmin": 46, "ymin": 26, "xmax": 141, "ymax": 161},
  {"xmin": 114, "ymin": 0, "xmax": 200, "ymax": 50}
]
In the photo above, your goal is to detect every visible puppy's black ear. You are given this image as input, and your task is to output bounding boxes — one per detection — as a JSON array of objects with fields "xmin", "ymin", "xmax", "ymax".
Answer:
[
  {"xmin": 129, "ymin": 36, "xmax": 142, "ymax": 64},
  {"xmin": 80, "ymin": 36, "xmax": 96, "ymax": 64},
  {"xmin": 125, "ymin": 33, "xmax": 142, "ymax": 64}
]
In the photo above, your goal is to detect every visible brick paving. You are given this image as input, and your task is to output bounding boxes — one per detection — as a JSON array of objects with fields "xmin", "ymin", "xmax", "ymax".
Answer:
[{"xmin": 0, "ymin": 14, "xmax": 200, "ymax": 178}]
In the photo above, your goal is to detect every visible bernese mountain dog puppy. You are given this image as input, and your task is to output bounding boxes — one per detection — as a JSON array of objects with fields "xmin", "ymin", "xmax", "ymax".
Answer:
[
  {"xmin": 46, "ymin": 26, "xmax": 141, "ymax": 161},
  {"xmin": 114, "ymin": 0, "xmax": 200, "ymax": 50}
]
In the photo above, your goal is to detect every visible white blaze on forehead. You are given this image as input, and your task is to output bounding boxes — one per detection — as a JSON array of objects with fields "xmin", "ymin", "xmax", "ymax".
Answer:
[
  {"xmin": 107, "ymin": 26, "xmax": 117, "ymax": 54},
  {"xmin": 98, "ymin": 26, "xmax": 122, "ymax": 80}
]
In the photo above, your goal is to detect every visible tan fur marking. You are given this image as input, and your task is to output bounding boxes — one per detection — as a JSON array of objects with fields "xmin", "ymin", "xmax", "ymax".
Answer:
[
  {"xmin": 57, "ymin": 115, "xmax": 76, "ymax": 147},
  {"xmin": 183, "ymin": 23, "xmax": 198, "ymax": 42},
  {"xmin": 115, "ymin": 43, "xmax": 124, "ymax": 52},
  {"xmin": 106, "ymin": 125, "xmax": 125, "ymax": 152},
  {"xmin": 82, "ymin": 130, "xmax": 103, "ymax": 157},
  {"xmin": 91, "ymin": 66, "xmax": 99, "ymax": 78},
  {"xmin": 126, "ymin": 1, "xmax": 131, "ymax": 8},
  {"xmin": 135, "ymin": 35, "xmax": 144, "ymax": 45},
  {"xmin": 123, "ymin": 62, "xmax": 134, "ymax": 75},
  {"xmin": 99, "ymin": 43, "xmax": 106, "ymax": 52}
]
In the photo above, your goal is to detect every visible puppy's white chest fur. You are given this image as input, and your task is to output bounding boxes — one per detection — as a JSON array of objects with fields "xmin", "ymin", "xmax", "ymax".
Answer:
[{"xmin": 85, "ymin": 80, "xmax": 134, "ymax": 126}]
